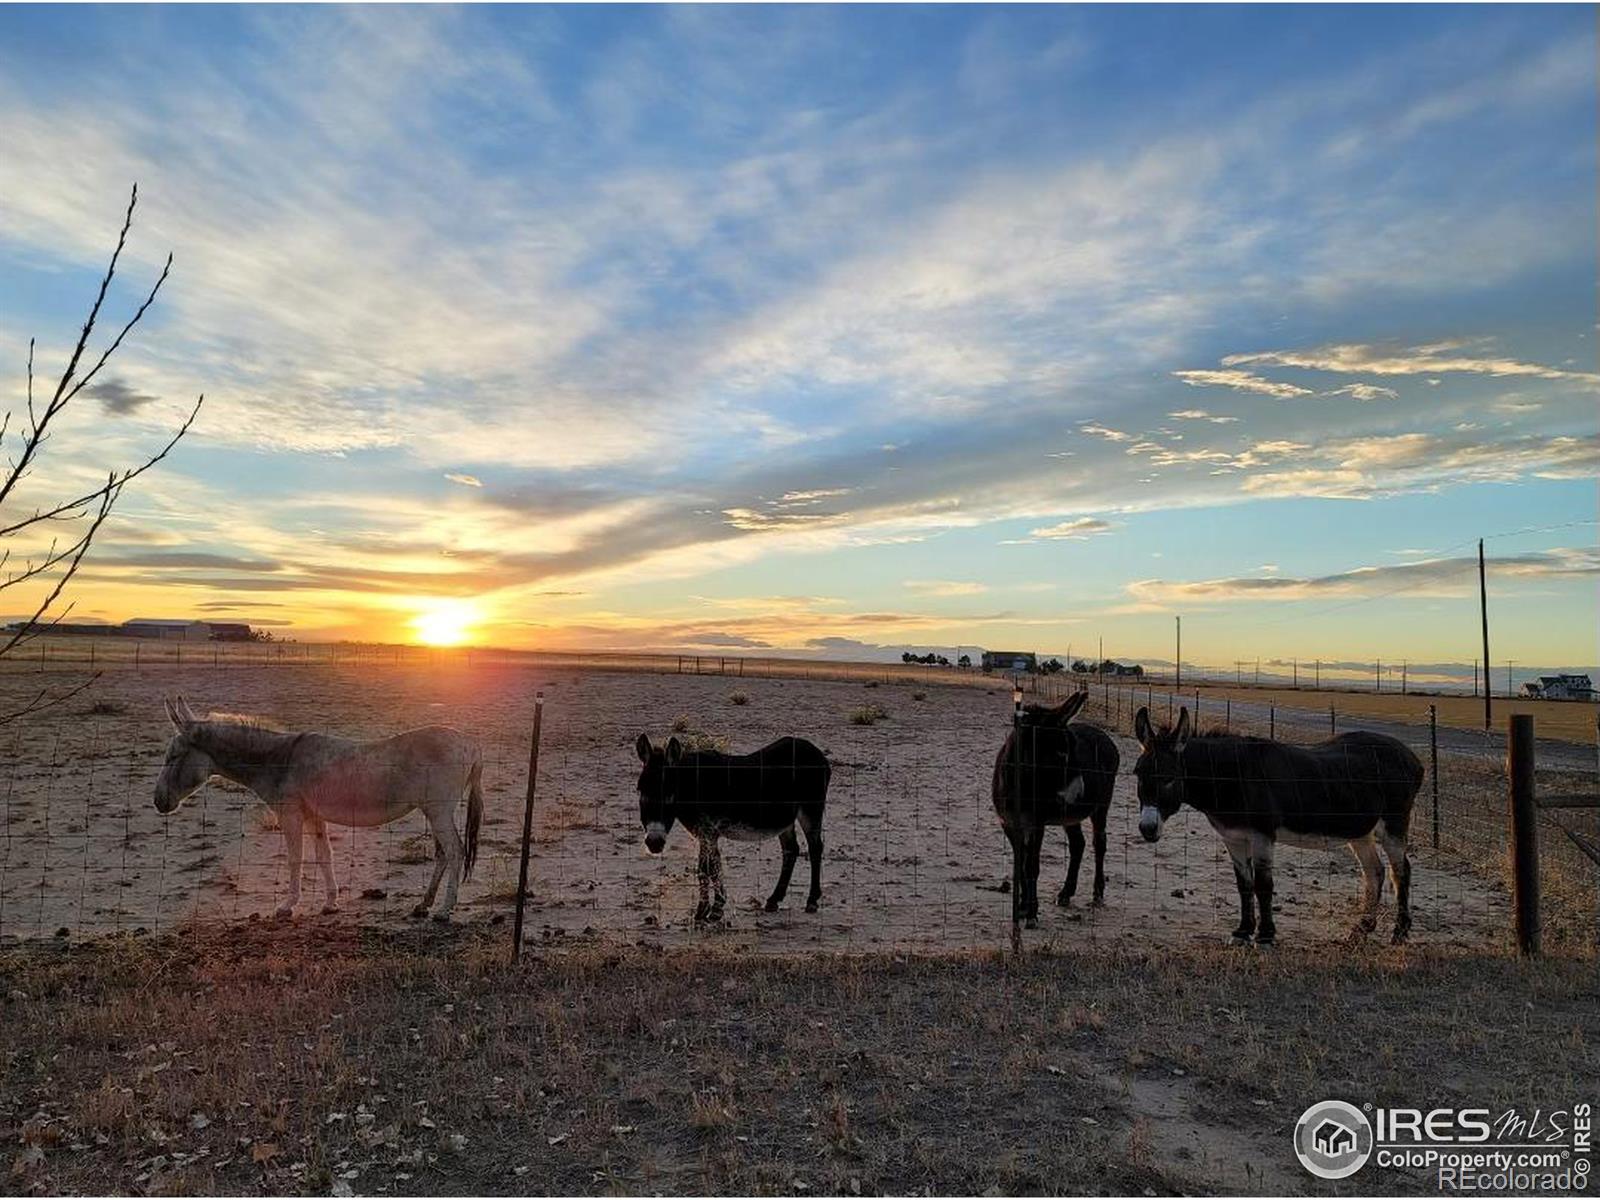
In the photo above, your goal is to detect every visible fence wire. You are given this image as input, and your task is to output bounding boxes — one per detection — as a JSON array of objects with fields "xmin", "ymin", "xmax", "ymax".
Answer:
[{"xmin": 0, "ymin": 663, "xmax": 1594, "ymax": 956}]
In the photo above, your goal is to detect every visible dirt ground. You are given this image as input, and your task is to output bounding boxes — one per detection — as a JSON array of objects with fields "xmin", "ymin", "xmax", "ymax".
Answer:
[
  {"xmin": 0, "ymin": 663, "xmax": 1525, "ymax": 955},
  {"xmin": 2, "ymin": 927, "xmax": 1596, "ymax": 1196}
]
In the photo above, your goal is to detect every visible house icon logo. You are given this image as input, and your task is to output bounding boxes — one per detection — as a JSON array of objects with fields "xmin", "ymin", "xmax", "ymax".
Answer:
[{"xmin": 1294, "ymin": 1100, "xmax": 1373, "ymax": 1179}]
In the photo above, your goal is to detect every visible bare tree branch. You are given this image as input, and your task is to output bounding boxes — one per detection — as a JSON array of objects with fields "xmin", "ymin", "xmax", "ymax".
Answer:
[{"xmin": 0, "ymin": 184, "xmax": 201, "ymax": 724}]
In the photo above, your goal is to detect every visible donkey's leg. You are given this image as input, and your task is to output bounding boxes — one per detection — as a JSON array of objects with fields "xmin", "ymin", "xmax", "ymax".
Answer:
[
  {"xmin": 275, "ymin": 806, "xmax": 304, "ymax": 919},
  {"xmin": 1059, "ymin": 823, "xmax": 1085, "ymax": 907},
  {"xmin": 694, "ymin": 837, "xmax": 711, "ymax": 924},
  {"xmin": 766, "ymin": 826, "xmax": 800, "ymax": 912},
  {"xmin": 1221, "ymin": 830, "xmax": 1255, "ymax": 943},
  {"xmin": 1249, "ymin": 832, "xmax": 1277, "ymax": 946},
  {"xmin": 1090, "ymin": 805, "xmax": 1109, "ymax": 907},
  {"xmin": 1378, "ymin": 825, "xmax": 1413, "ymax": 944},
  {"xmin": 1006, "ymin": 826, "xmax": 1024, "ymax": 928},
  {"xmin": 413, "ymin": 834, "xmax": 447, "ymax": 918},
  {"xmin": 1348, "ymin": 835, "xmax": 1385, "ymax": 939},
  {"xmin": 798, "ymin": 807, "xmax": 824, "ymax": 913},
  {"xmin": 306, "ymin": 814, "xmax": 340, "ymax": 914},
  {"xmin": 431, "ymin": 810, "xmax": 467, "ymax": 921},
  {"xmin": 706, "ymin": 836, "xmax": 728, "ymax": 921},
  {"xmin": 1024, "ymin": 827, "xmax": 1044, "ymax": 928}
]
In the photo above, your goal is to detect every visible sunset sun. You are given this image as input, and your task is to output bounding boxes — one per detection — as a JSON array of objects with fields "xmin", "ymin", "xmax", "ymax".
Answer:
[{"xmin": 411, "ymin": 601, "xmax": 479, "ymax": 647}]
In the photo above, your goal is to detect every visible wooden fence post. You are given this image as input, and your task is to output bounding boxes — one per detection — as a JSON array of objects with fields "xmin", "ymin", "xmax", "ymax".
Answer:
[
  {"xmin": 1508, "ymin": 713, "xmax": 1540, "ymax": 957},
  {"xmin": 510, "ymin": 691, "xmax": 546, "ymax": 964}
]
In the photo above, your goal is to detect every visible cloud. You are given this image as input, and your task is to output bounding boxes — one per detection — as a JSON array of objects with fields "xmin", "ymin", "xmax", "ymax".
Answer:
[
  {"xmin": 1078, "ymin": 423, "xmax": 1133, "ymax": 443},
  {"xmin": 1223, "ymin": 341, "xmax": 1600, "ymax": 383},
  {"xmin": 1172, "ymin": 369, "xmax": 1313, "ymax": 398},
  {"xmin": 1167, "ymin": 409, "xmax": 1239, "ymax": 423},
  {"xmin": 1030, "ymin": 517, "xmax": 1113, "ymax": 540},
  {"xmin": 444, "ymin": 473, "xmax": 483, "ymax": 488},
  {"xmin": 903, "ymin": 579, "xmax": 989, "ymax": 597},
  {"xmin": 86, "ymin": 377, "xmax": 160, "ymax": 415},
  {"xmin": 1325, "ymin": 383, "xmax": 1398, "ymax": 401},
  {"xmin": 1127, "ymin": 546, "xmax": 1599, "ymax": 608}
]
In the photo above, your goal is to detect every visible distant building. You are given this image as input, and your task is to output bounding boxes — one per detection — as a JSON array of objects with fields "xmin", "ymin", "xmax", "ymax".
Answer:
[
  {"xmin": 981, "ymin": 650, "xmax": 1037, "ymax": 673},
  {"xmin": 122, "ymin": 618, "xmax": 213, "ymax": 641},
  {"xmin": 205, "ymin": 622, "xmax": 254, "ymax": 641},
  {"xmin": 1099, "ymin": 660, "xmax": 1144, "ymax": 678},
  {"xmin": 1520, "ymin": 674, "xmax": 1595, "ymax": 701}
]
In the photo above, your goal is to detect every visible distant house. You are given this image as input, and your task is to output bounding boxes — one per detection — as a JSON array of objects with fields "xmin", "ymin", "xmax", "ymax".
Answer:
[
  {"xmin": 205, "ymin": 622, "xmax": 254, "ymax": 642},
  {"xmin": 1520, "ymin": 674, "xmax": 1595, "ymax": 702},
  {"xmin": 981, "ymin": 650, "xmax": 1037, "ymax": 673},
  {"xmin": 1099, "ymin": 660, "xmax": 1144, "ymax": 678},
  {"xmin": 122, "ymin": 618, "xmax": 212, "ymax": 642}
]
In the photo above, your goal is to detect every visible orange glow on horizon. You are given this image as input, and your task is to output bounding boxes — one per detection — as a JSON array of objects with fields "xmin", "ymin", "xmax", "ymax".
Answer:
[{"xmin": 410, "ymin": 600, "xmax": 480, "ymax": 647}]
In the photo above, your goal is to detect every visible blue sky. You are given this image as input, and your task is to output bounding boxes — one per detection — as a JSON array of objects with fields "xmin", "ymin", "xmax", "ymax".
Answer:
[{"xmin": 0, "ymin": 5, "xmax": 1594, "ymax": 681}]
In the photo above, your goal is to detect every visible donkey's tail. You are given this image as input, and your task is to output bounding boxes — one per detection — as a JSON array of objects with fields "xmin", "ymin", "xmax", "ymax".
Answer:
[{"xmin": 463, "ymin": 756, "xmax": 484, "ymax": 881}]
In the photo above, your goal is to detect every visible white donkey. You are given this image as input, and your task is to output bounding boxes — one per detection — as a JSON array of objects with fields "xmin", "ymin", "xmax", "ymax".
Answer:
[{"xmin": 154, "ymin": 696, "xmax": 484, "ymax": 920}]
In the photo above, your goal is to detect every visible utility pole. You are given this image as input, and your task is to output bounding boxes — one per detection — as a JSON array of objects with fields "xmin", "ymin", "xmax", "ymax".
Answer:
[
  {"xmin": 1375, "ymin": 658, "xmax": 1381, "ymax": 692},
  {"xmin": 1401, "ymin": 660, "xmax": 1407, "ymax": 695},
  {"xmin": 1174, "ymin": 616, "xmax": 1181, "ymax": 689},
  {"xmin": 1479, "ymin": 538, "xmax": 1492, "ymax": 730},
  {"xmin": 1292, "ymin": 657, "xmax": 1298, "ymax": 689},
  {"xmin": 1315, "ymin": 658, "xmax": 1321, "ymax": 689},
  {"xmin": 1254, "ymin": 657, "xmax": 1260, "ymax": 686}
]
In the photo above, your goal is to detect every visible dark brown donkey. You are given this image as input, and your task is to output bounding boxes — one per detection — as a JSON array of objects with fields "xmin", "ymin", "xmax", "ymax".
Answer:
[{"xmin": 992, "ymin": 691, "xmax": 1120, "ymax": 928}]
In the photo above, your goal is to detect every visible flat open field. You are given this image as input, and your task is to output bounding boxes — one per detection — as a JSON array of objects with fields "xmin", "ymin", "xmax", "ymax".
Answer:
[
  {"xmin": 2, "ymin": 928, "xmax": 1596, "ymax": 1196},
  {"xmin": 0, "ymin": 662, "xmax": 1540, "ymax": 955}
]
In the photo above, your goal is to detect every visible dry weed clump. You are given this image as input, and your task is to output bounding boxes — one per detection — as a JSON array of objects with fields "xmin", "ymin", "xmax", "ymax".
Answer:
[{"xmin": 849, "ymin": 704, "xmax": 888, "ymax": 726}]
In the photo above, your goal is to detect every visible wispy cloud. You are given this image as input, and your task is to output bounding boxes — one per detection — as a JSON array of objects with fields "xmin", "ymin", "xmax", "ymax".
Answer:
[
  {"xmin": 1172, "ymin": 369, "xmax": 1312, "ymax": 398},
  {"xmin": 1223, "ymin": 341, "xmax": 1600, "ymax": 383}
]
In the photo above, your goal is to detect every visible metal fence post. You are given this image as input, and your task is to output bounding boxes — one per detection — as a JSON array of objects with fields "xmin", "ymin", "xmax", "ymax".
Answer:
[
  {"xmin": 1329, "ymin": 705, "xmax": 1336, "ymax": 736},
  {"xmin": 511, "ymin": 691, "xmax": 546, "ymax": 964},
  {"xmin": 1429, "ymin": 704, "xmax": 1439, "ymax": 850},
  {"xmin": 1508, "ymin": 714, "xmax": 1540, "ymax": 957},
  {"xmin": 1269, "ymin": 705, "xmax": 1275, "ymax": 740}
]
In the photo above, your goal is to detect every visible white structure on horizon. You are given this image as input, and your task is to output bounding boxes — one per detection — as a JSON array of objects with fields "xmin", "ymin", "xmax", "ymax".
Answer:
[{"xmin": 1519, "ymin": 674, "xmax": 1595, "ymax": 701}]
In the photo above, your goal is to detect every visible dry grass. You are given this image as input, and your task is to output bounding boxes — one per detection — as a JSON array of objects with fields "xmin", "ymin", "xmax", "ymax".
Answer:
[
  {"xmin": 848, "ymin": 704, "xmax": 888, "ymax": 727},
  {"xmin": 2, "ymin": 926, "xmax": 1595, "ymax": 1196},
  {"xmin": 728, "ymin": 692, "xmax": 750, "ymax": 707}
]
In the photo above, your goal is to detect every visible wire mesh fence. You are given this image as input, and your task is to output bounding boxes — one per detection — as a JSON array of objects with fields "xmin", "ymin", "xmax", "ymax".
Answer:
[{"xmin": 0, "ymin": 659, "xmax": 1594, "ymax": 956}]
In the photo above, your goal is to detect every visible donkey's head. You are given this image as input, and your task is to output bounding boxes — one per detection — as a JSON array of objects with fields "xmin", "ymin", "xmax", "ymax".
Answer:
[
  {"xmin": 634, "ymin": 733, "xmax": 684, "ymax": 854},
  {"xmin": 154, "ymin": 695, "xmax": 214, "ymax": 814},
  {"xmin": 1132, "ymin": 705, "xmax": 1190, "ymax": 842},
  {"xmin": 1017, "ymin": 690, "xmax": 1088, "ymax": 732}
]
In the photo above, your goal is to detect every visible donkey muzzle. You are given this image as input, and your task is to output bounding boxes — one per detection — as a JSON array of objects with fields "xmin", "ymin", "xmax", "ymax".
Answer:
[{"xmin": 1138, "ymin": 806, "xmax": 1163, "ymax": 843}]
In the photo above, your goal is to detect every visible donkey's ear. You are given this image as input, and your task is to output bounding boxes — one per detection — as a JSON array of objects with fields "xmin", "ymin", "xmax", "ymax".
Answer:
[
  {"xmin": 174, "ymin": 695, "xmax": 199, "ymax": 725},
  {"xmin": 635, "ymin": 733, "xmax": 653, "ymax": 763},
  {"xmin": 1057, "ymin": 691, "xmax": 1088, "ymax": 724},
  {"xmin": 1133, "ymin": 706, "xmax": 1154, "ymax": 748},
  {"xmin": 665, "ymin": 737, "xmax": 683, "ymax": 765},
  {"xmin": 163, "ymin": 696, "xmax": 182, "ymax": 730},
  {"xmin": 1173, "ymin": 706, "xmax": 1191, "ymax": 749}
]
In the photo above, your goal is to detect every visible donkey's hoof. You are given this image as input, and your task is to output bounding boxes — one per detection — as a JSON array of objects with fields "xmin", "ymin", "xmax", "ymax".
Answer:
[
  {"xmin": 273, "ymin": 905, "xmax": 296, "ymax": 921},
  {"xmin": 764, "ymin": 898, "xmax": 781, "ymax": 913},
  {"xmin": 431, "ymin": 912, "xmax": 453, "ymax": 925},
  {"xmin": 1390, "ymin": 928, "xmax": 1410, "ymax": 946},
  {"xmin": 1255, "ymin": 933, "xmax": 1276, "ymax": 948},
  {"xmin": 1089, "ymin": 896, "xmax": 1106, "ymax": 909},
  {"xmin": 409, "ymin": 905, "xmax": 428, "ymax": 919},
  {"xmin": 1024, "ymin": 916, "xmax": 1039, "ymax": 930},
  {"xmin": 1229, "ymin": 933, "xmax": 1252, "ymax": 947},
  {"xmin": 1055, "ymin": 893, "xmax": 1074, "ymax": 908},
  {"xmin": 804, "ymin": 901, "xmax": 819, "ymax": 914},
  {"xmin": 321, "ymin": 905, "xmax": 340, "ymax": 916}
]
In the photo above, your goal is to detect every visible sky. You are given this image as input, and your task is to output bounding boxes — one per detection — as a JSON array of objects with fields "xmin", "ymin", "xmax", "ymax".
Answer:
[{"xmin": 0, "ymin": 5, "xmax": 1595, "ymax": 684}]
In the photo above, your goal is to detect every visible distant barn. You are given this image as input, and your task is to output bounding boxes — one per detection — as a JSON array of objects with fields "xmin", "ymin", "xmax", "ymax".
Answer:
[
  {"xmin": 123, "ymin": 619, "xmax": 214, "ymax": 642},
  {"xmin": 981, "ymin": 650, "xmax": 1037, "ymax": 673}
]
